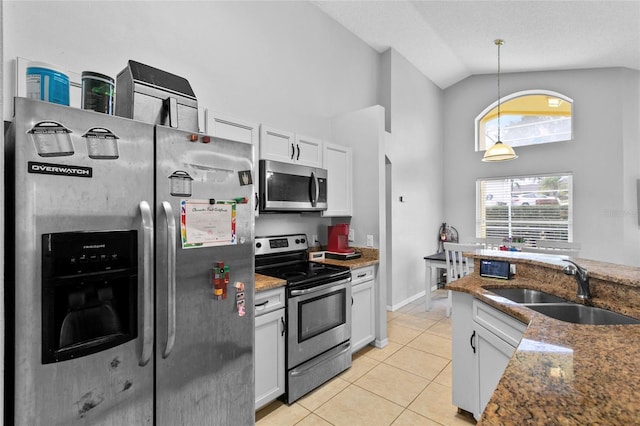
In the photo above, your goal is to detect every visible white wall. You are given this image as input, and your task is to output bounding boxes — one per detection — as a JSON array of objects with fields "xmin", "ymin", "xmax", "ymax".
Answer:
[
  {"xmin": 621, "ymin": 68, "xmax": 640, "ymax": 266},
  {"xmin": 382, "ymin": 49, "xmax": 444, "ymax": 308},
  {"xmin": 331, "ymin": 105, "xmax": 387, "ymax": 344},
  {"xmin": 3, "ymin": 0, "xmax": 381, "ymax": 242},
  {"xmin": 443, "ymin": 68, "xmax": 640, "ymax": 266},
  {"xmin": 331, "ymin": 106, "xmax": 386, "ymax": 248},
  {"xmin": 3, "ymin": 1, "xmax": 379, "ymax": 131}
]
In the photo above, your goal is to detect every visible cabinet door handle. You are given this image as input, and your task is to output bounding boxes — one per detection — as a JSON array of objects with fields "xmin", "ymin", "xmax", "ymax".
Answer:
[
  {"xmin": 351, "ymin": 296, "xmax": 354, "ymax": 306},
  {"xmin": 255, "ymin": 192, "xmax": 259, "ymax": 211},
  {"xmin": 296, "ymin": 144, "xmax": 301, "ymax": 160},
  {"xmin": 280, "ymin": 317, "xmax": 286, "ymax": 336},
  {"xmin": 470, "ymin": 330, "xmax": 476, "ymax": 354},
  {"xmin": 291, "ymin": 143, "xmax": 295, "ymax": 160}
]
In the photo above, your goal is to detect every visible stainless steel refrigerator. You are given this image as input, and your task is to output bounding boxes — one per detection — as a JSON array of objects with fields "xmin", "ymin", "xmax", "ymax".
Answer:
[{"xmin": 5, "ymin": 97, "xmax": 255, "ymax": 425}]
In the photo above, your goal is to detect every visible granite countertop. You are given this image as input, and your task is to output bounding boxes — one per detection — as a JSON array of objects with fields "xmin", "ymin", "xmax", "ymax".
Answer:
[
  {"xmin": 313, "ymin": 247, "xmax": 380, "ymax": 269},
  {"xmin": 447, "ymin": 250, "xmax": 640, "ymax": 425},
  {"xmin": 255, "ymin": 247, "xmax": 379, "ymax": 293},
  {"xmin": 255, "ymin": 273, "xmax": 286, "ymax": 293}
]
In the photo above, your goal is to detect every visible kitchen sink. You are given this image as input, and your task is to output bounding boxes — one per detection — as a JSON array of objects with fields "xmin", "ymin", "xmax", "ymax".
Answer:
[
  {"xmin": 488, "ymin": 288, "xmax": 569, "ymax": 304},
  {"xmin": 524, "ymin": 303, "xmax": 640, "ymax": 325}
]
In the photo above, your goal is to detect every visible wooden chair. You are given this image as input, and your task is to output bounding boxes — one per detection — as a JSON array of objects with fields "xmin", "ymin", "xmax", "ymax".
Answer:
[{"xmin": 444, "ymin": 242, "xmax": 479, "ymax": 317}]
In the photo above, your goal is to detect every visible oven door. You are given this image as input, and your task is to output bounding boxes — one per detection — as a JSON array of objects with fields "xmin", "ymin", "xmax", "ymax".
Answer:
[{"xmin": 287, "ymin": 277, "xmax": 351, "ymax": 368}]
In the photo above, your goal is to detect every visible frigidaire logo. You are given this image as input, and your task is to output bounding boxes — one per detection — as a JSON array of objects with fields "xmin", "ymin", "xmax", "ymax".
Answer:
[
  {"xmin": 83, "ymin": 244, "xmax": 106, "ymax": 249},
  {"xmin": 28, "ymin": 161, "xmax": 92, "ymax": 178}
]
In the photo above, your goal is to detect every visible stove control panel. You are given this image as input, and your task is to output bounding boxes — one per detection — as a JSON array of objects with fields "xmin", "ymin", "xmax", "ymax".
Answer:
[{"xmin": 255, "ymin": 234, "xmax": 308, "ymax": 256}]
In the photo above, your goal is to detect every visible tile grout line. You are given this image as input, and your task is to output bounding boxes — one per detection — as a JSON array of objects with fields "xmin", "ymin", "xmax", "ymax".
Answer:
[{"xmin": 256, "ymin": 291, "xmax": 458, "ymax": 425}]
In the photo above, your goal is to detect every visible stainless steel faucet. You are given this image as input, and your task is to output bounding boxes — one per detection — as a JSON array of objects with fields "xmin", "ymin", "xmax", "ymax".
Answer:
[{"xmin": 563, "ymin": 259, "xmax": 591, "ymax": 300}]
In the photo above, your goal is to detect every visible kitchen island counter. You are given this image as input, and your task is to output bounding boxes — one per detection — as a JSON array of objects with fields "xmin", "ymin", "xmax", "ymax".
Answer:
[{"xmin": 447, "ymin": 251, "xmax": 640, "ymax": 425}]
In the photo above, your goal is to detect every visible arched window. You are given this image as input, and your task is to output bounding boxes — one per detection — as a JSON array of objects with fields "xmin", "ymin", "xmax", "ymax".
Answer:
[{"xmin": 475, "ymin": 90, "xmax": 573, "ymax": 151}]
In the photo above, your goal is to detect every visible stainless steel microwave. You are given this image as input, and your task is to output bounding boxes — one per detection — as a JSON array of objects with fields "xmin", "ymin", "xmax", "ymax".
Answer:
[{"xmin": 259, "ymin": 160, "xmax": 328, "ymax": 212}]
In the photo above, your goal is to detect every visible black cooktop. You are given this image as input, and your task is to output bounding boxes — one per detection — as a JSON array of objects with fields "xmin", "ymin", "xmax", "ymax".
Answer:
[
  {"xmin": 257, "ymin": 261, "xmax": 350, "ymax": 287},
  {"xmin": 255, "ymin": 234, "xmax": 351, "ymax": 288}
]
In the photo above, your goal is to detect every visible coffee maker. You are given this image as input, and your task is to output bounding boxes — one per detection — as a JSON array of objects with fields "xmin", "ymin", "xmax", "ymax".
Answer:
[
  {"xmin": 328, "ymin": 224, "xmax": 350, "ymax": 253},
  {"xmin": 326, "ymin": 224, "xmax": 361, "ymax": 260}
]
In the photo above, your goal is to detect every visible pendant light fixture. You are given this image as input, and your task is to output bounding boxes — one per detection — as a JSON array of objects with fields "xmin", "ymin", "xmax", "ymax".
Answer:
[{"xmin": 482, "ymin": 39, "xmax": 518, "ymax": 162}]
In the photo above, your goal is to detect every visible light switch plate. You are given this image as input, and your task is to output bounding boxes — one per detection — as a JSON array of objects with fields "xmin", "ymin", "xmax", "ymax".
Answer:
[
  {"xmin": 348, "ymin": 229, "xmax": 355, "ymax": 242},
  {"xmin": 366, "ymin": 235, "xmax": 374, "ymax": 247}
]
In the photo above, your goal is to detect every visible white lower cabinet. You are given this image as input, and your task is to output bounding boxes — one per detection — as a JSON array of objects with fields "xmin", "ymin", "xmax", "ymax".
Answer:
[
  {"xmin": 451, "ymin": 292, "xmax": 526, "ymax": 419},
  {"xmin": 350, "ymin": 266, "xmax": 376, "ymax": 353},
  {"xmin": 254, "ymin": 287, "xmax": 286, "ymax": 410},
  {"xmin": 451, "ymin": 292, "xmax": 476, "ymax": 414},
  {"xmin": 474, "ymin": 322, "xmax": 518, "ymax": 418}
]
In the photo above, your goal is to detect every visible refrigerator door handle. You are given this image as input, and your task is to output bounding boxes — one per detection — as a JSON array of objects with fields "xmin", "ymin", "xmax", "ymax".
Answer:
[
  {"xmin": 139, "ymin": 201, "xmax": 154, "ymax": 366},
  {"xmin": 162, "ymin": 201, "xmax": 177, "ymax": 358}
]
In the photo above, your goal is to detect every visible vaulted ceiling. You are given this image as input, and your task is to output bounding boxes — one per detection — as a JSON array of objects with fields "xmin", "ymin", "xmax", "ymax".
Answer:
[{"xmin": 312, "ymin": 0, "xmax": 640, "ymax": 89}]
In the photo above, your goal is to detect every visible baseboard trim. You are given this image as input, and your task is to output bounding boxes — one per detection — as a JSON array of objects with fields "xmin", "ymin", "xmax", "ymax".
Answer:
[
  {"xmin": 386, "ymin": 290, "xmax": 426, "ymax": 312},
  {"xmin": 373, "ymin": 338, "xmax": 388, "ymax": 349}
]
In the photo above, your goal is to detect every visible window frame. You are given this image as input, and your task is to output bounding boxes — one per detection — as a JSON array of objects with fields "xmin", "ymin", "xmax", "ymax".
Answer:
[
  {"xmin": 475, "ymin": 89, "xmax": 574, "ymax": 152},
  {"xmin": 476, "ymin": 173, "xmax": 574, "ymax": 244}
]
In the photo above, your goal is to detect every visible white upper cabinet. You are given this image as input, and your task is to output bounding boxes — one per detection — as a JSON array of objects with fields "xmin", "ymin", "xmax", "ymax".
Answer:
[
  {"xmin": 322, "ymin": 142, "xmax": 352, "ymax": 217},
  {"xmin": 293, "ymin": 134, "xmax": 323, "ymax": 167},
  {"xmin": 208, "ymin": 111, "xmax": 259, "ymax": 146},
  {"xmin": 208, "ymin": 111, "xmax": 260, "ymax": 217},
  {"xmin": 260, "ymin": 125, "xmax": 322, "ymax": 167}
]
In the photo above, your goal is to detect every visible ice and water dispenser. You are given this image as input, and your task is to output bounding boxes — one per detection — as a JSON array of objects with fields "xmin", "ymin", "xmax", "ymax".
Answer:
[{"xmin": 41, "ymin": 230, "xmax": 138, "ymax": 363}]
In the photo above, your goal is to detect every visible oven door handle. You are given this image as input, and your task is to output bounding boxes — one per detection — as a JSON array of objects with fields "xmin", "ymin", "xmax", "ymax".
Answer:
[
  {"xmin": 290, "ymin": 342, "xmax": 351, "ymax": 377},
  {"xmin": 289, "ymin": 278, "xmax": 350, "ymax": 296}
]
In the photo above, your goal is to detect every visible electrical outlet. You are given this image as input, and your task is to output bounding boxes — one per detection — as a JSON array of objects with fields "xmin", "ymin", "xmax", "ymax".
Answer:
[
  {"xmin": 348, "ymin": 229, "xmax": 355, "ymax": 242},
  {"xmin": 366, "ymin": 235, "xmax": 374, "ymax": 247}
]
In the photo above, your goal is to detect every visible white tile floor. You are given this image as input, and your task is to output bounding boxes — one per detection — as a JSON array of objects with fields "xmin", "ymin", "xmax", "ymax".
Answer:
[{"xmin": 255, "ymin": 289, "xmax": 476, "ymax": 426}]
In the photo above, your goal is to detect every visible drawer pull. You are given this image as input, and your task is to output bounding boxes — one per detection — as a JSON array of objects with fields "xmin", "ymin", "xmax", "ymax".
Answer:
[
  {"xmin": 357, "ymin": 273, "xmax": 367, "ymax": 278},
  {"xmin": 255, "ymin": 300, "xmax": 269, "ymax": 308}
]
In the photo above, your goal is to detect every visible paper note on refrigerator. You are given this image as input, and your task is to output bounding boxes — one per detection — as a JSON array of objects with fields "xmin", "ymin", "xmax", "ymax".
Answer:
[{"xmin": 180, "ymin": 199, "xmax": 236, "ymax": 248}]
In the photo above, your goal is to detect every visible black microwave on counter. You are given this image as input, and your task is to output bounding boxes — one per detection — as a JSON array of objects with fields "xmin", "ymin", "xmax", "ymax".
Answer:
[{"xmin": 259, "ymin": 159, "xmax": 328, "ymax": 212}]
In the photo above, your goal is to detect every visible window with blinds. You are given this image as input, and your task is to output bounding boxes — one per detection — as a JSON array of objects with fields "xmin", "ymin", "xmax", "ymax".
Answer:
[{"xmin": 476, "ymin": 174, "xmax": 573, "ymax": 243}]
